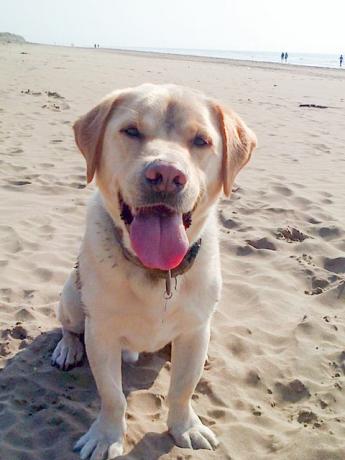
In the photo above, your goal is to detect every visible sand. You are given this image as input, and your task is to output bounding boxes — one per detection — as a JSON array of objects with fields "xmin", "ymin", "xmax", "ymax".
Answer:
[{"xmin": 0, "ymin": 42, "xmax": 345, "ymax": 460}]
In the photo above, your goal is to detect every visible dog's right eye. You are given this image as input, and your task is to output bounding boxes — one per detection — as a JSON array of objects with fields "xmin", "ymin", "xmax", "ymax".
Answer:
[{"xmin": 121, "ymin": 127, "xmax": 142, "ymax": 138}]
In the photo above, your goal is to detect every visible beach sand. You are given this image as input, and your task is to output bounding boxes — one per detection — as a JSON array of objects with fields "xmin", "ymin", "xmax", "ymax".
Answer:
[{"xmin": 0, "ymin": 43, "xmax": 345, "ymax": 460}]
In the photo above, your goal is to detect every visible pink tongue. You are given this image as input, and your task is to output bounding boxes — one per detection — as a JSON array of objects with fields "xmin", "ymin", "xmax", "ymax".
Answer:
[{"xmin": 130, "ymin": 212, "xmax": 189, "ymax": 270}]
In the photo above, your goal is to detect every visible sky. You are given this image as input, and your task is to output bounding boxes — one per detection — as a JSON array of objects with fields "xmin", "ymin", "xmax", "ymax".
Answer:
[{"xmin": 1, "ymin": 0, "xmax": 345, "ymax": 54}]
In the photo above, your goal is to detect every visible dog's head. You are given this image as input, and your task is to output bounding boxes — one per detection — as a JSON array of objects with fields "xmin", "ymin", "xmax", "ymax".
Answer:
[{"xmin": 74, "ymin": 84, "xmax": 256, "ymax": 271}]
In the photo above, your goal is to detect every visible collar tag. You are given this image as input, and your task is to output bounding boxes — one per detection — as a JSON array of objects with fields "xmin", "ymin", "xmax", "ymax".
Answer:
[
  {"xmin": 164, "ymin": 270, "xmax": 173, "ymax": 299},
  {"xmin": 162, "ymin": 270, "xmax": 173, "ymax": 323}
]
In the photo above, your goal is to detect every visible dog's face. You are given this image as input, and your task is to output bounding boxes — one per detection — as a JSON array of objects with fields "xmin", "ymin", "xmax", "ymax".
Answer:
[{"xmin": 74, "ymin": 84, "xmax": 256, "ymax": 271}]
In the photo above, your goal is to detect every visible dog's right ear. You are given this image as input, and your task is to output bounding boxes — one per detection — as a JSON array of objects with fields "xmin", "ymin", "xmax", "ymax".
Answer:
[
  {"xmin": 73, "ymin": 93, "xmax": 122, "ymax": 183},
  {"xmin": 214, "ymin": 105, "xmax": 257, "ymax": 197}
]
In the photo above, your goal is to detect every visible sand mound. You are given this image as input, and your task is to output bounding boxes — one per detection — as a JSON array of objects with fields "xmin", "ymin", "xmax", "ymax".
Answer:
[{"xmin": 0, "ymin": 32, "xmax": 26, "ymax": 43}]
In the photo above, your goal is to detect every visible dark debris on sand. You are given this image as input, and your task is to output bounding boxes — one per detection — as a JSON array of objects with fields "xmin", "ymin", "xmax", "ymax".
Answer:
[
  {"xmin": 275, "ymin": 379, "xmax": 311, "ymax": 403},
  {"xmin": 276, "ymin": 226, "xmax": 310, "ymax": 243}
]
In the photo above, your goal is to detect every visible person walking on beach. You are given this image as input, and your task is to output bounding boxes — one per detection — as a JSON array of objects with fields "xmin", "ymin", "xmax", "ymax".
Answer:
[
  {"xmin": 284, "ymin": 52, "xmax": 288, "ymax": 62},
  {"xmin": 281, "ymin": 52, "xmax": 284, "ymax": 62},
  {"xmin": 340, "ymin": 54, "xmax": 343, "ymax": 67}
]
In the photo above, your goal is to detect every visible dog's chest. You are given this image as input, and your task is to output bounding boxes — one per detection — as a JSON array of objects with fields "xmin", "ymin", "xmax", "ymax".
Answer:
[
  {"xmin": 79, "ymin": 219, "xmax": 221, "ymax": 352},
  {"xmin": 122, "ymin": 288, "xmax": 198, "ymax": 352},
  {"xmin": 119, "ymin": 309, "xmax": 180, "ymax": 353},
  {"xmin": 88, "ymin": 274, "xmax": 203, "ymax": 353}
]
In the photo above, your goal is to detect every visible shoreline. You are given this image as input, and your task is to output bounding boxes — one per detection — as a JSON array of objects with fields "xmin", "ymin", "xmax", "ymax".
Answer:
[{"xmin": 13, "ymin": 41, "xmax": 345, "ymax": 77}]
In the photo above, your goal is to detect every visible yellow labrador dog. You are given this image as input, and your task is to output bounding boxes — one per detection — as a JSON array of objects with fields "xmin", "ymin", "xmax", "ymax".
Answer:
[{"xmin": 52, "ymin": 84, "xmax": 256, "ymax": 460}]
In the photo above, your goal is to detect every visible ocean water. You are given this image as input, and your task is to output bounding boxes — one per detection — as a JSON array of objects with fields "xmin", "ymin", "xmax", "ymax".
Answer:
[{"xmin": 129, "ymin": 48, "xmax": 343, "ymax": 69}]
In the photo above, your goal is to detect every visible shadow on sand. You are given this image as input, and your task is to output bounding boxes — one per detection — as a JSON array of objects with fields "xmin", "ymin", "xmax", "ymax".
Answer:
[{"xmin": 0, "ymin": 329, "xmax": 174, "ymax": 460}]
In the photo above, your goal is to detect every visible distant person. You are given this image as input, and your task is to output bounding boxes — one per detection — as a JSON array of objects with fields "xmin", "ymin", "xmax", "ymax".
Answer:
[
  {"xmin": 340, "ymin": 54, "xmax": 343, "ymax": 67},
  {"xmin": 94, "ymin": 44, "xmax": 96, "ymax": 49},
  {"xmin": 284, "ymin": 52, "xmax": 288, "ymax": 62},
  {"xmin": 281, "ymin": 52, "xmax": 284, "ymax": 62}
]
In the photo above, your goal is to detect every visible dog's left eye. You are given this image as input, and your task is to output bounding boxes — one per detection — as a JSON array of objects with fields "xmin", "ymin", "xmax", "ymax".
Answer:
[
  {"xmin": 193, "ymin": 135, "xmax": 209, "ymax": 147},
  {"xmin": 121, "ymin": 127, "xmax": 142, "ymax": 138}
]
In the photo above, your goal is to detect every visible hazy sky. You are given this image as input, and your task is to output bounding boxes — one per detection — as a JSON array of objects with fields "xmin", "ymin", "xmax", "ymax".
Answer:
[{"xmin": 1, "ymin": 0, "xmax": 345, "ymax": 53}]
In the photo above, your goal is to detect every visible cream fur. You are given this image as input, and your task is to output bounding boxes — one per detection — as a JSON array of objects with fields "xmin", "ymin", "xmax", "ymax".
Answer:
[{"xmin": 52, "ymin": 84, "xmax": 256, "ymax": 460}]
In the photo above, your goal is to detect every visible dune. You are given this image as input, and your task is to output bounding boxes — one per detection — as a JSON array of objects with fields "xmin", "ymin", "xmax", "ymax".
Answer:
[
  {"xmin": 0, "ymin": 42, "xmax": 344, "ymax": 460},
  {"xmin": 0, "ymin": 32, "xmax": 26, "ymax": 44}
]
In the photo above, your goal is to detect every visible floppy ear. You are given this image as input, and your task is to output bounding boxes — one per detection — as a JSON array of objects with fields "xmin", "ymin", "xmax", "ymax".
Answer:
[
  {"xmin": 73, "ymin": 94, "xmax": 122, "ymax": 183},
  {"xmin": 215, "ymin": 105, "xmax": 257, "ymax": 197}
]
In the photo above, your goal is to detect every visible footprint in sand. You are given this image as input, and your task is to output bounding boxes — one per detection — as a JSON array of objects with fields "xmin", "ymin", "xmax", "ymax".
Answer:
[
  {"xmin": 246, "ymin": 370, "xmax": 262, "ymax": 386},
  {"xmin": 318, "ymin": 226, "xmax": 342, "ymax": 240},
  {"xmin": 15, "ymin": 308, "xmax": 35, "ymax": 322},
  {"xmin": 236, "ymin": 245, "xmax": 255, "ymax": 256},
  {"xmin": 293, "ymin": 196, "xmax": 313, "ymax": 208},
  {"xmin": 308, "ymin": 217, "xmax": 322, "ymax": 224},
  {"xmin": 49, "ymin": 139, "xmax": 63, "ymax": 144},
  {"xmin": 196, "ymin": 379, "xmax": 225, "ymax": 406},
  {"xmin": 8, "ymin": 180, "xmax": 31, "ymax": 186},
  {"xmin": 312, "ymin": 277, "xmax": 330, "ymax": 290},
  {"xmin": 320, "ymin": 191, "xmax": 333, "ymax": 198},
  {"xmin": 272, "ymin": 185, "xmax": 293, "ymax": 197},
  {"xmin": 10, "ymin": 148, "xmax": 24, "ymax": 154},
  {"xmin": 314, "ymin": 143, "xmax": 331, "ymax": 154},
  {"xmin": 219, "ymin": 211, "xmax": 239, "ymax": 230},
  {"xmin": 291, "ymin": 182, "xmax": 305, "ymax": 189},
  {"xmin": 0, "ymin": 287, "xmax": 12, "ymax": 303},
  {"xmin": 324, "ymin": 257, "xmax": 345, "ymax": 274},
  {"xmin": 38, "ymin": 224, "xmax": 55, "ymax": 235},
  {"xmin": 275, "ymin": 379, "xmax": 310, "ymax": 403},
  {"xmin": 34, "ymin": 267, "xmax": 53, "ymax": 282},
  {"xmin": 247, "ymin": 237, "xmax": 276, "ymax": 251},
  {"xmin": 70, "ymin": 182, "xmax": 86, "ymax": 189},
  {"xmin": 128, "ymin": 391, "xmax": 162, "ymax": 416}
]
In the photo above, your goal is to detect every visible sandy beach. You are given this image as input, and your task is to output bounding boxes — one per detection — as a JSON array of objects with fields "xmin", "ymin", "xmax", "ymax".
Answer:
[{"xmin": 1, "ymin": 42, "xmax": 345, "ymax": 460}]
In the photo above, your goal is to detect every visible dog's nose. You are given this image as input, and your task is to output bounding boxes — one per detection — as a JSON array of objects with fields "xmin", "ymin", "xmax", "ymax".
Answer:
[{"xmin": 144, "ymin": 161, "xmax": 187, "ymax": 193}]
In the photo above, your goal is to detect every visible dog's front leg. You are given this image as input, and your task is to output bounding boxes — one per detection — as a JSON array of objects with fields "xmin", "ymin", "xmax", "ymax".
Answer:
[
  {"xmin": 74, "ymin": 319, "xmax": 125, "ymax": 460},
  {"xmin": 167, "ymin": 323, "xmax": 218, "ymax": 451}
]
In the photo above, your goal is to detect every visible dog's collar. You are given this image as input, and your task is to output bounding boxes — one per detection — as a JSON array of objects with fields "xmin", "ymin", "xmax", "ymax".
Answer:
[{"xmin": 112, "ymin": 224, "xmax": 202, "ymax": 297}]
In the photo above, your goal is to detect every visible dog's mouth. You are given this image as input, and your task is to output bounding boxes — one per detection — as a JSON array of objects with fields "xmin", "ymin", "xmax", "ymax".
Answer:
[{"xmin": 119, "ymin": 194, "xmax": 193, "ymax": 271}]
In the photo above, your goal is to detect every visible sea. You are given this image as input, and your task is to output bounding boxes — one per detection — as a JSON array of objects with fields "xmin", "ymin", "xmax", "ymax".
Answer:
[{"xmin": 124, "ymin": 48, "xmax": 343, "ymax": 70}]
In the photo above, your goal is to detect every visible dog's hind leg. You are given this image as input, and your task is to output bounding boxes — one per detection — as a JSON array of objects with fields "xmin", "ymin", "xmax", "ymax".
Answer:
[{"xmin": 51, "ymin": 269, "xmax": 85, "ymax": 370}]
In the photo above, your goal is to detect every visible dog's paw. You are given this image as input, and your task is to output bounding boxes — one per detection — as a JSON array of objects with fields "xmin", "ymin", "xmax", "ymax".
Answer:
[
  {"xmin": 51, "ymin": 331, "xmax": 84, "ymax": 370},
  {"xmin": 169, "ymin": 420, "xmax": 218, "ymax": 450},
  {"xmin": 74, "ymin": 420, "xmax": 124, "ymax": 460}
]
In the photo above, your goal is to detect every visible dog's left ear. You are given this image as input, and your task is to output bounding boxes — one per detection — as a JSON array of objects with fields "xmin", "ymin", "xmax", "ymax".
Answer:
[
  {"xmin": 73, "ymin": 93, "xmax": 122, "ymax": 183},
  {"xmin": 215, "ymin": 105, "xmax": 257, "ymax": 197}
]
